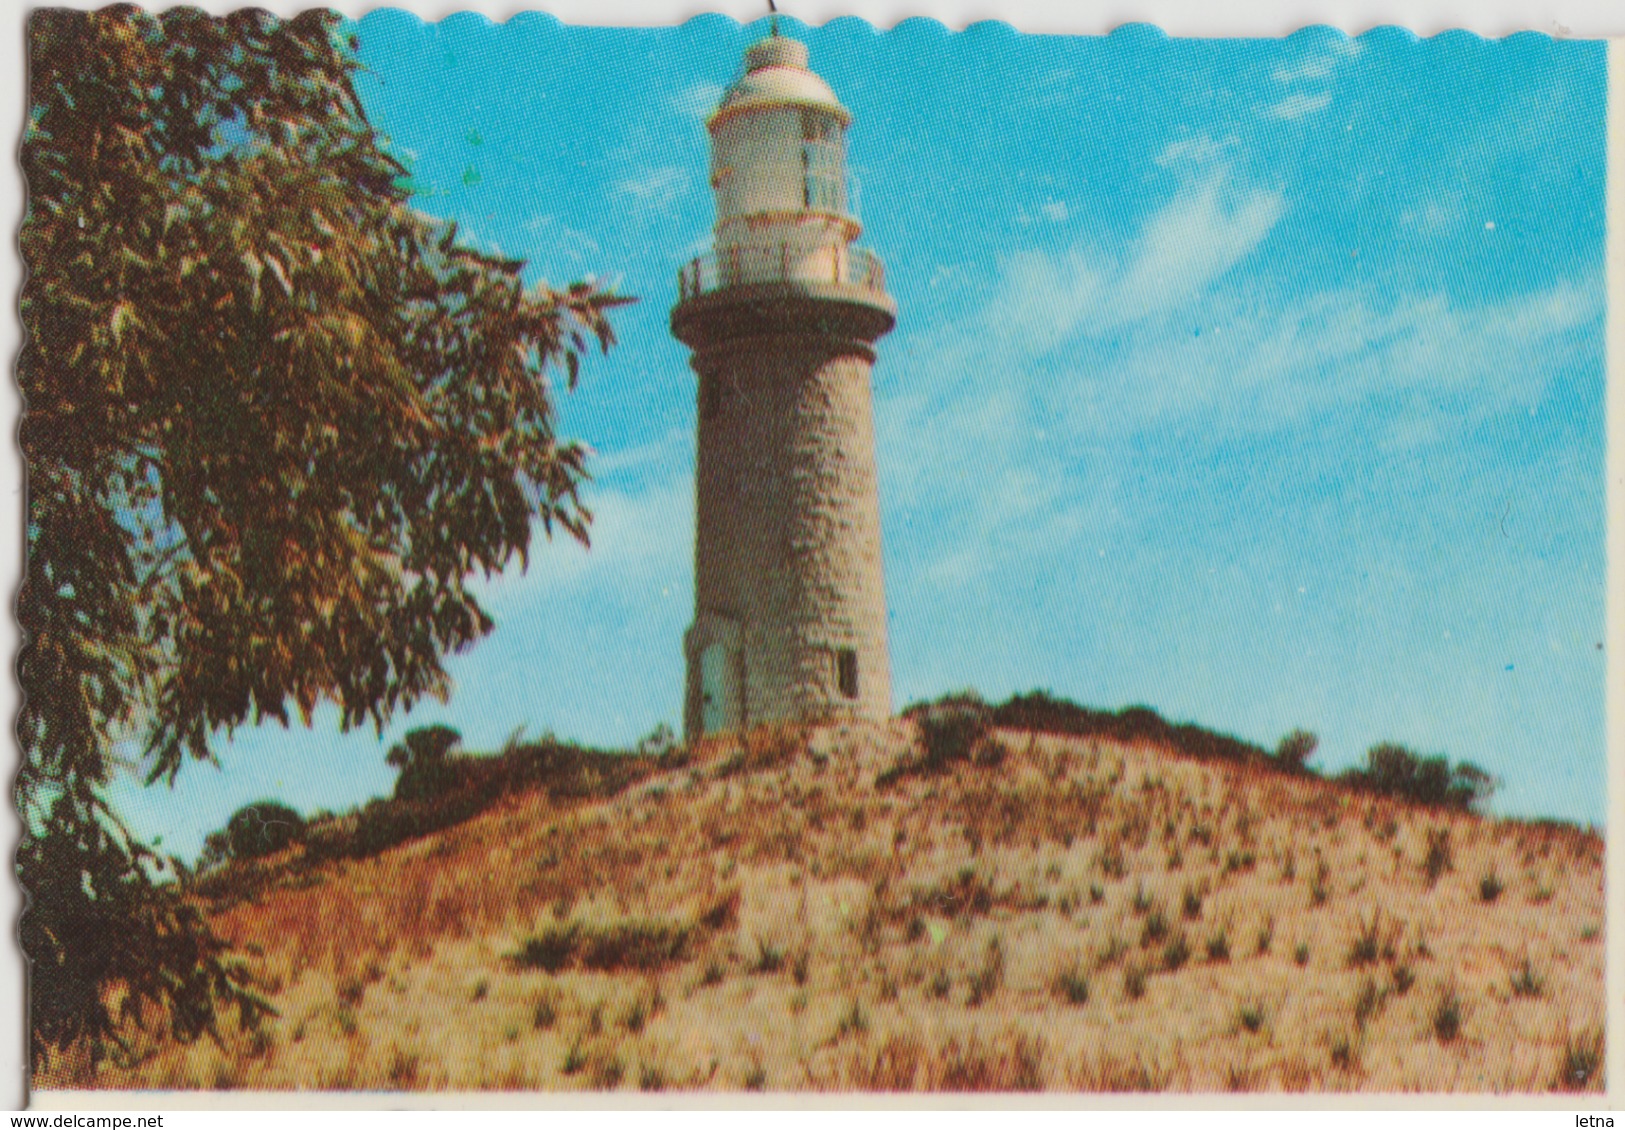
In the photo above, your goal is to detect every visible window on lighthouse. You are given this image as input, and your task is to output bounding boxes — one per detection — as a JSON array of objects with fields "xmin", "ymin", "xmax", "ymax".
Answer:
[
  {"xmin": 801, "ymin": 111, "xmax": 845, "ymax": 214},
  {"xmin": 836, "ymin": 648, "xmax": 859, "ymax": 700}
]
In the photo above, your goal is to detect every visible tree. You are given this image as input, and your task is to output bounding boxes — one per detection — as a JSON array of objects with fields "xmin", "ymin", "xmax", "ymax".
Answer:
[
  {"xmin": 385, "ymin": 724, "xmax": 465, "ymax": 801},
  {"xmin": 221, "ymin": 802, "xmax": 307, "ymax": 861},
  {"xmin": 19, "ymin": 7, "xmax": 624, "ymax": 1071},
  {"xmin": 1345, "ymin": 743, "xmax": 1498, "ymax": 811},
  {"xmin": 1274, "ymin": 729, "xmax": 1319, "ymax": 772}
]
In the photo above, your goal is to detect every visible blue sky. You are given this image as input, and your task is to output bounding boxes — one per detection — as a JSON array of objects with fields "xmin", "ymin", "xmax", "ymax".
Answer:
[{"xmin": 112, "ymin": 18, "xmax": 1606, "ymax": 858}]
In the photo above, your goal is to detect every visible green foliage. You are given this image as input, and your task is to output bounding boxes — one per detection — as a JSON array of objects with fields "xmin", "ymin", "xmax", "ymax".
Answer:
[
  {"xmin": 888, "ymin": 694, "xmax": 1002, "ymax": 783},
  {"xmin": 1238, "ymin": 1002, "xmax": 1265, "ymax": 1034},
  {"xmin": 325, "ymin": 739, "xmax": 654, "ymax": 863},
  {"xmin": 1346, "ymin": 910, "xmax": 1397, "ymax": 968},
  {"xmin": 1274, "ymin": 729, "xmax": 1319, "ymax": 771},
  {"xmin": 19, "ymin": 7, "xmax": 622, "ymax": 1069},
  {"xmin": 1161, "ymin": 932, "xmax": 1191, "ymax": 972},
  {"xmin": 18, "ymin": 790, "xmax": 273, "ymax": 1069},
  {"xmin": 512, "ymin": 918, "xmax": 693, "ymax": 974},
  {"xmin": 386, "ymin": 725, "xmax": 464, "ymax": 802},
  {"xmin": 1432, "ymin": 986, "xmax": 1463, "ymax": 1043},
  {"xmin": 1341, "ymin": 744, "xmax": 1497, "ymax": 812},
  {"xmin": 1559, "ymin": 1029, "xmax": 1604, "ymax": 1091},
  {"xmin": 1422, "ymin": 828, "xmax": 1454, "ymax": 886},
  {"xmin": 1509, "ymin": 957, "xmax": 1544, "ymax": 999},
  {"xmin": 1052, "ymin": 962, "xmax": 1090, "ymax": 1005},
  {"xmin": 985, "ymin": 691, "xmax": 1272, "ymax": 768},
  {"xmin": 222, "ymin": 801, "xmax": 306, "ymax": 860}
]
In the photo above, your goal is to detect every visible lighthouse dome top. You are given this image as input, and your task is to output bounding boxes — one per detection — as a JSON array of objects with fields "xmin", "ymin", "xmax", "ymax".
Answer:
[{"xmin": 710, "ymin": 33, "xmax": 851, "ymax": 129}]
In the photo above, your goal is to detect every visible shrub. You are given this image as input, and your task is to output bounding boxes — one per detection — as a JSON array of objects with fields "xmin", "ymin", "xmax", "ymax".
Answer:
[
  {"xmin": 386, "ymin": 725, "xmax": 465, "ymax": 802},
  {"xmin": 1161, "ymin": 932, "xmax": 1191, "ymax": 972},
  {"xmin": 751, "ymin": 937, "xmax": 786, "ymax": 975},
  {"xmin": 1123, "ymin": 963, "xmax": 1148, "ymax": 1000},
  {"xmin": 561, "ymin": 1036, "xmax": 588, "ymax": 1076},
  {"xmin": 1479, "ymin": 870, "xmax": 1505, "ymax": 903},
  {"xmin": 1353, "ymin": 977, "xmax": 1386, "ymax": 1029},
  {"xmin": 1342, "ymin": 743, "xmax": 1497, "ymax": 811},
  {"xmin": 1558, "ymin": 1029, "xmax": 1604, "ymax": 1091},
  {"xmin": 1275, "ymin": 729, "xmax": 1319, "ymax": 771},
  {"xmin": 1347, "ymin": 910, "xmax": 1397, "ymax": 968},
  {"xmin": 912, "ymin": 695, "xmax": 998, "ymax": 772},
  {"xmin": 835, "ymin": 999, "xmax": 869, "ymax": 1040},
  {"xmin": 1329, "ymin": 1032, "xmax": 1357, "ymax": 1071},
  {"xmin": 1422, "ymin": 828, "xmax": 1453, "ymax": 886},
  {"xmin": 1140, "ymin": 907, "xmax": 1168, "ymax": 948},
  {"xmin": 1052, "ymin": 961, "xmax": 1090, "ymax": 1005},
  {"xmin": 309, "ymin": 739, "xmax": 655, "ymax": 862},
  {"xmin": 634, "ymin": 723, "xmax": 679, "ymax": 759},
  {"xmin": 967, "ymin": 937, "xmax": 1006, "ymax": 1007},
  {"xmin": 1509, "ymin": 958, "xmax": 1544, "ymax": 999},
  {"xmin": 938, "ymin": 1032, "xmax": 1045, "ymax": 1092},
  {"xmin": 987, "ymin": 691, "xmax": 1271, "ymax": 768},
  {"xmin": 513, "ymin": 916, "xmax": 693, "ymax": 974},
  {"xmin": 221, "ymin": 801, "xmax": 306, "ymax": 861},
  {"xmin": 1432, "ymin": 986, "xmax": 1463, "ymax": 1043}
]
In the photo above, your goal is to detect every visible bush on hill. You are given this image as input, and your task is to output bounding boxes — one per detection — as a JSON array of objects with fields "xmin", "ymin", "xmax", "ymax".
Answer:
[
  {"xmin": 978, "ymin": 691, "xmax": 1273, "ymax": 768},
  {"xmin": 201, "ymin": 802, "xmax": 306, "ymax": 868},
  {"xmin": 308, "ymin": 738, "xmax": 658, "ymax": 863},
  {"xmin": 386, "ymin": 725, "xmax": 467, "ymax": 802},
  {"xmin": 1275, "ymin": 730, "xmax": 1319, "ymax": 772},
  {"xmin": 1339, "ymin": 743, "xmax": 1497, "ymax": 812}
]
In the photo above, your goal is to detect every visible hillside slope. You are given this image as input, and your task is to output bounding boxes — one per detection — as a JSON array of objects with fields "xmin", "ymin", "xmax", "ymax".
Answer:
[{"xmin": 57, "ymin": 721, "xmax": 1603, "ymax": 1093}]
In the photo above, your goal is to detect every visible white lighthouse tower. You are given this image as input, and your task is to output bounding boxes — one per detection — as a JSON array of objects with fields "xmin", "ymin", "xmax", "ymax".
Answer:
[{"xmin": 672, "ymin": 31, "xmax": 896, "ymax": 740}]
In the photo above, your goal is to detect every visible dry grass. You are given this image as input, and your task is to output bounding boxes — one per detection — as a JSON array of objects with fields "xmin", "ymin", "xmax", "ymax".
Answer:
[{"xmin": 47, "ymin": 720, "xmax": 1603, "ymax": 1094}]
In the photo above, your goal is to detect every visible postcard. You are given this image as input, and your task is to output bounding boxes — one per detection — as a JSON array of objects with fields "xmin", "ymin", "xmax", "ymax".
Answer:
[{"xmin": 15, "ymin": 7, "xmax": 1609, "ymax": 1101}]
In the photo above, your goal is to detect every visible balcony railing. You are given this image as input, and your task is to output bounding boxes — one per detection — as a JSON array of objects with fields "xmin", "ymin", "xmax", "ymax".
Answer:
[{"xmin": 677, "ymin": 243, "xmax": 887, "ymax": 302}]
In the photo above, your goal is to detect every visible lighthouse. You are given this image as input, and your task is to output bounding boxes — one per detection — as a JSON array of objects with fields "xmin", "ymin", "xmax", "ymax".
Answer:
[{"xmin": 672, "ymin": 31, "xmax": 896, "ymax": 741}]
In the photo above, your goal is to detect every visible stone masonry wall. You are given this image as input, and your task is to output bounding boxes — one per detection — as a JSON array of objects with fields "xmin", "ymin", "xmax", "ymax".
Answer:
[{"xmin": 688, "ymin": 330, "xmax": 891, "ymax": 735}]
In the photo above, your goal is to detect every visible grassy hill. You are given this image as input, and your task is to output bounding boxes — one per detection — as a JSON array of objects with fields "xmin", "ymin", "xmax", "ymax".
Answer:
[{"xmin": 44, "ymin": 708, "xmax": 1603, "ymax": 1094}]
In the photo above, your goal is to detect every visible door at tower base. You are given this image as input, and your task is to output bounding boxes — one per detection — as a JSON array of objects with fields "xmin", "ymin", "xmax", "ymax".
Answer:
[
  {"xmin": 699, "ymin": 641, "xmax": 740, "ymax": 735},
  {"xmin": 685, "ymin": 612, "xmax": 744, "ymax": 738}
]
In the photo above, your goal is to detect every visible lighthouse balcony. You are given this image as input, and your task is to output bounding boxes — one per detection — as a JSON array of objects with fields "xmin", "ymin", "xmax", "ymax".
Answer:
[
  {"xmin": 677, "ymin": 242, "xmax": 886, "ymax": 301},
  {"xmin": 672, "ymin": 241, "xmax": 895, "ymax": 350}
]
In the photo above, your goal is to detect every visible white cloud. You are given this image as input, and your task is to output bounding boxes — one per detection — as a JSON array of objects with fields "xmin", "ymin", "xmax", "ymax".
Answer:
[
  {"xmin": 586, "ymin": 429, "xmax": 691, "ymax": 480},
  {"xmin": 1116, "ymin": 177, "xmax": 1284, "ymax": 320},
  {"xmin": 1268, "ymin": 91, "xmax": 1333, "ymax": 120},
  {"xmin": 876, "ymin": 163, "xmax": 1599, "ymax": 592},
  {"xmin": 1156, "ymin": 135, "xmax": 1237, "ymax": 169},
  {"xmin": 1093, "ymin": 278, "xmax": 1600, "ymax": 440},
  {"xmin": 478, "ymin": 472, "xmax": 694, "ymax": 605},
  {"xmin": 522, "ymin": 213, "xmax": 602, "ymax": 267},
  {"xmin": 615, "ymin": 165, "xmax": 690, "ymax": 212},
  {"xmin": 673, "ymin": 81, "xmax": 725, "ymax": 120},
  {"xmin": 980, "ymin": 169, "xmax": 1283, "ymax": 352},
  {"xmin": 1014, "ymin": 198, "xmax": 1071, "ymax": 227},
  {"xmin": 1263, "ymin": 38, "xmax": 1359, "ymax": 120},
  {"xmin": 1272, "ymin": 58, "xmax": 1336, "ymax": 84}
]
